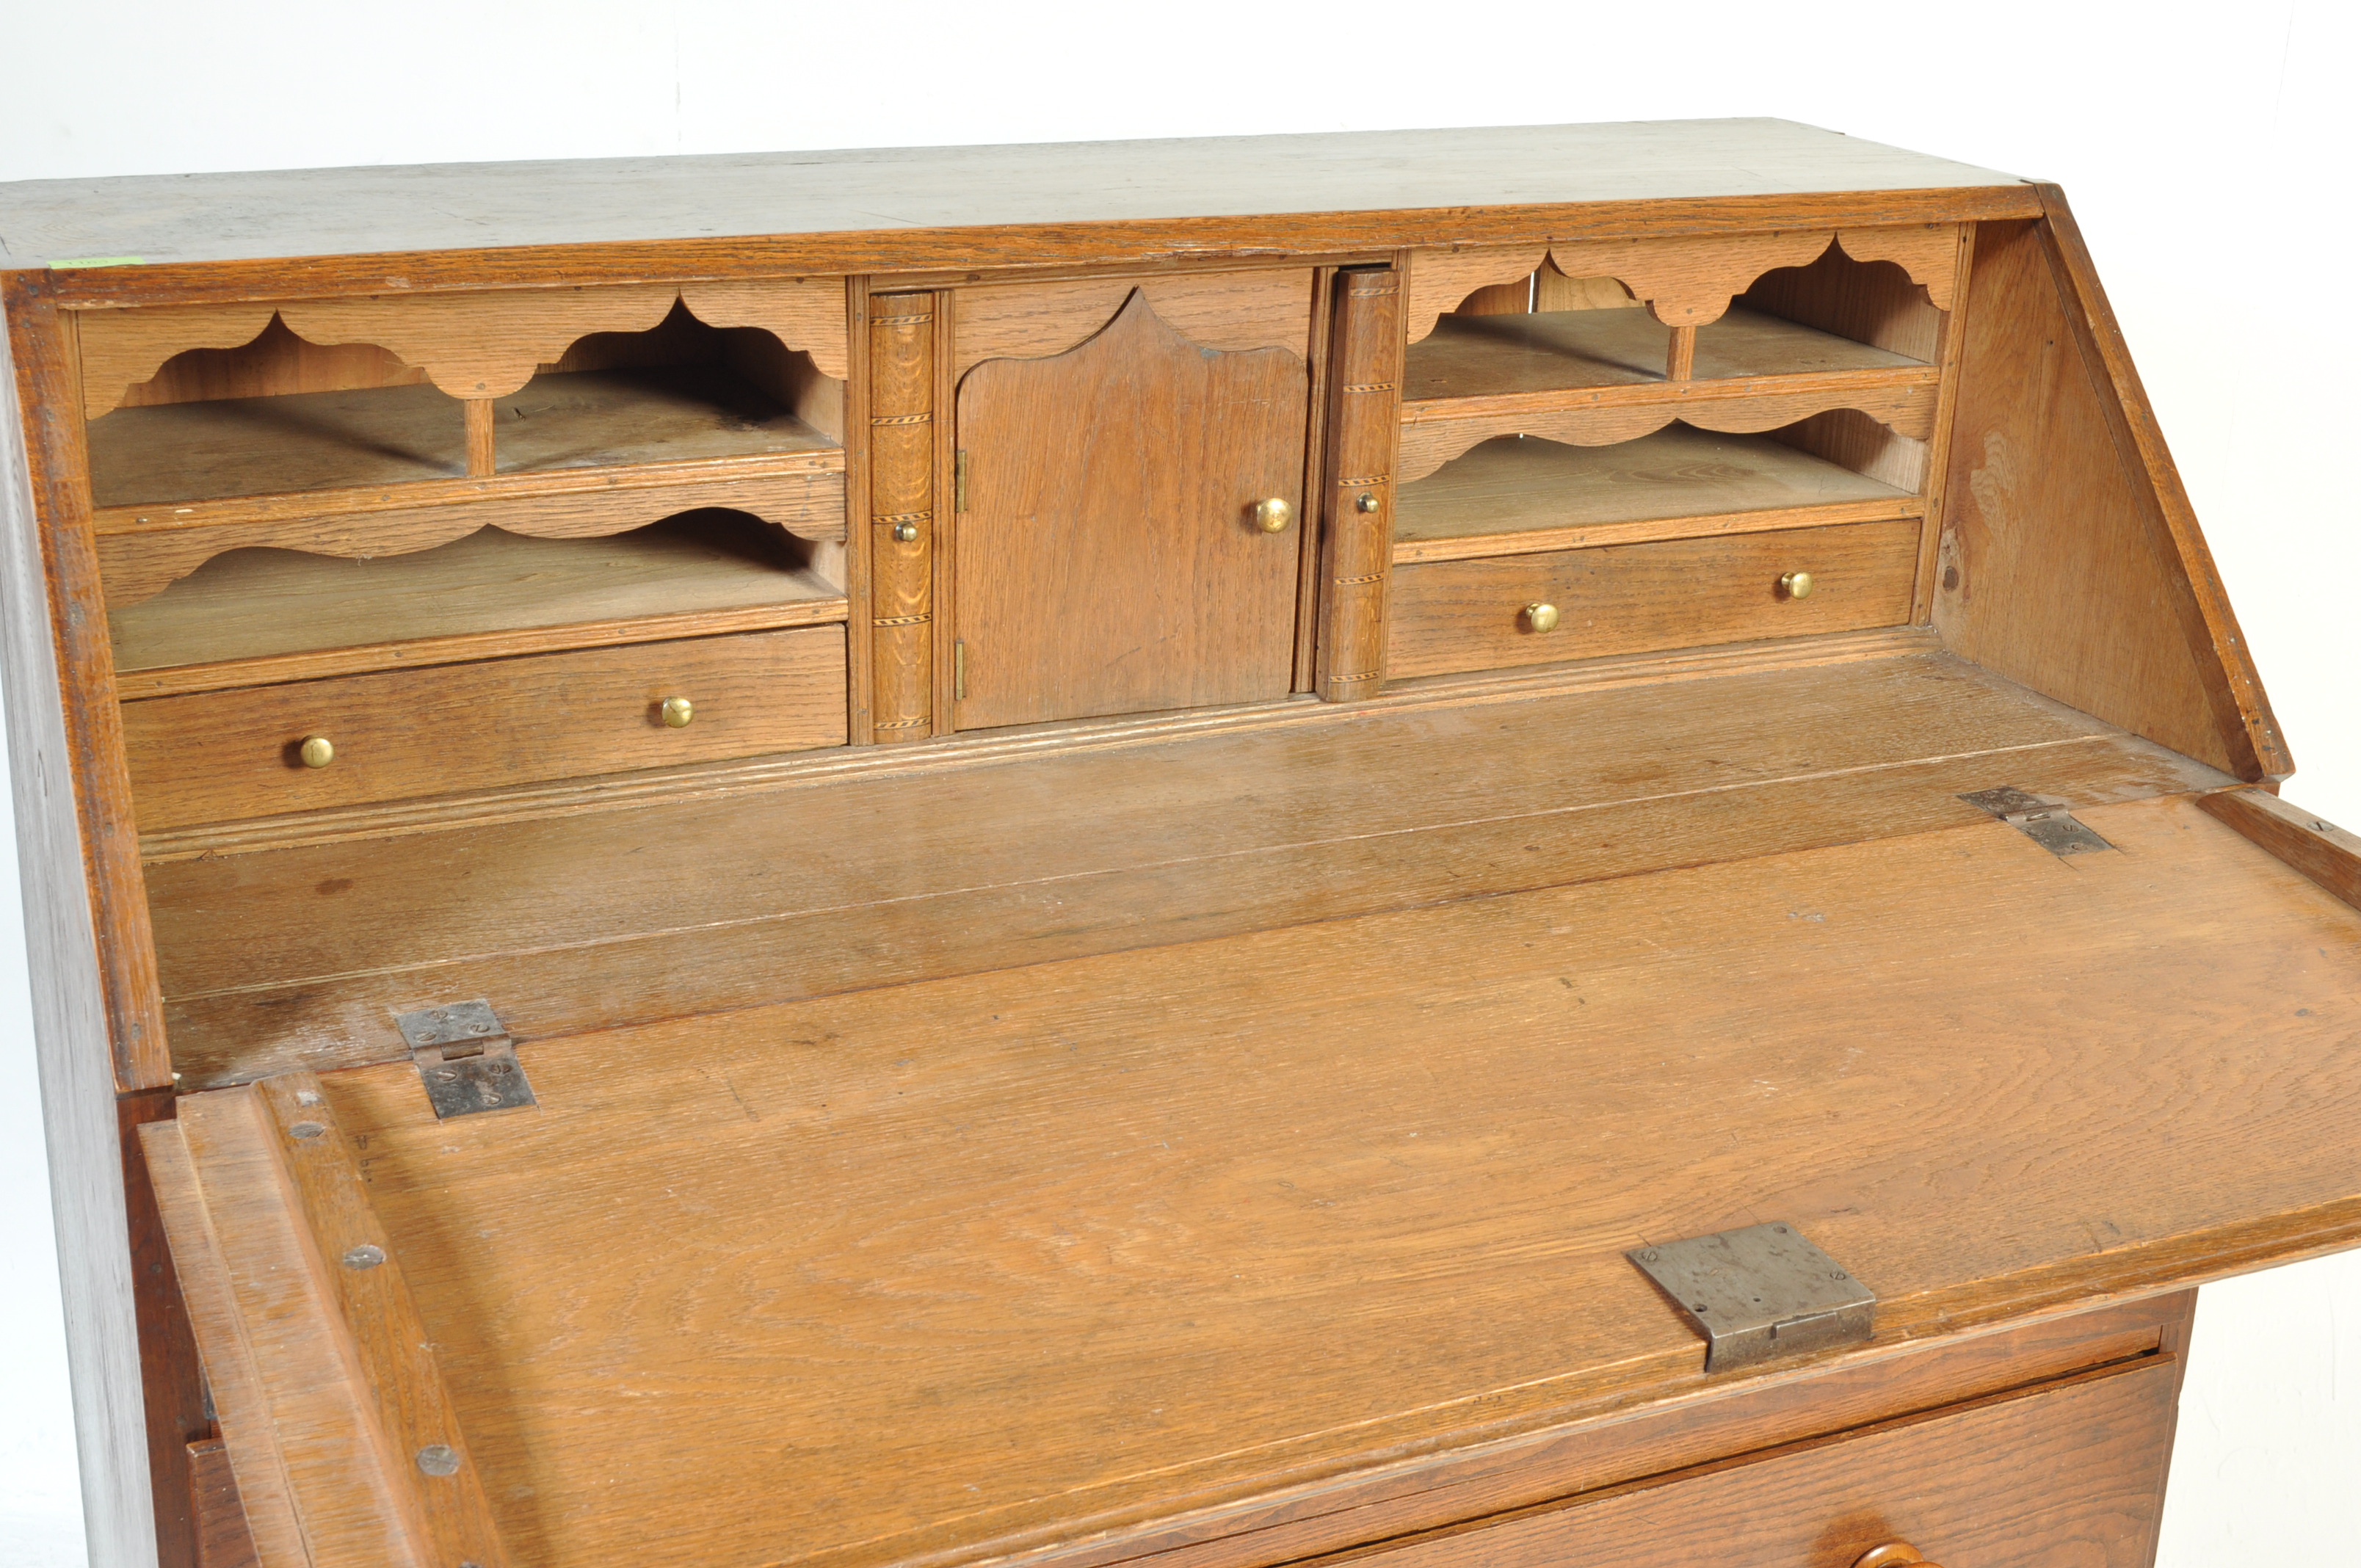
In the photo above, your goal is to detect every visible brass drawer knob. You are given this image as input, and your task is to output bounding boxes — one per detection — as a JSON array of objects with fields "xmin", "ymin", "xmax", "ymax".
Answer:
[
  {"xmin": 1252, "ymin": 497, "xmax": 1295, "ymax": 533},
  {"xmin": 298, "ymin": 735, "xmax": 336, "ymax": 769},
  {"xmin": 1778, "ymin": 570, "xmax": 1815, "ymax": 600},
  {"xmin": 1854, "ymin": 1545, "xmax": 1940, "ymax": 1568},
  {"xmin": 1522, "ymin": 602, "xmax": 1560, "ymax": 634},
  {"xmin": 661, "ymin": 696, "xmax": 695, "ymax": 728}
]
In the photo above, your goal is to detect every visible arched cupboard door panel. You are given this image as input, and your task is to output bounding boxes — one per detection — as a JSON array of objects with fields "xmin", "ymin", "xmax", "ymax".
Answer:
[{"xmin": 952, "ymin": 288, "xmax": 1308, "ymax": 730}]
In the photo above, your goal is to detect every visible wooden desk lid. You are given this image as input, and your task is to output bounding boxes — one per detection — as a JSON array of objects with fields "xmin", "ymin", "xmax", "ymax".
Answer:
[
  {"xmin": 0, "ymin": 121, "xmax": 2023, "ymax": 276},
  {"xmin": 144, "ymin": 783, "xmax": 2361, "ymax": 1568}
]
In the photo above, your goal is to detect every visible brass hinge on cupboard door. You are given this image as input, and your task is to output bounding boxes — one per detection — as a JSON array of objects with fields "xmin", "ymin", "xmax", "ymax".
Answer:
[
  {"xmin": 396, "ymin": 999, "xmax": 537, "ymax": 1119},
  {"xmin": 954, "ymin": 449, "xmax": 969, "ymax": 512},
  {"xmin": 954, "ymin": 640, "xmax": 967, "ymax": 701}
]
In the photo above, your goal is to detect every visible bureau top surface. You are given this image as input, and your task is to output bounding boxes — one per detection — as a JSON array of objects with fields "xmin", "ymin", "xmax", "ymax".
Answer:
[{"xmin": 0, "ymin": 119, "xmax": 2023, "ymax": 272}]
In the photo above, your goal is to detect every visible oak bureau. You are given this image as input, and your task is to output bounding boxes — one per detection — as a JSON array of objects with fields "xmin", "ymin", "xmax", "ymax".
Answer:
[{"xmin": 4, "ymin": 120, "xmax": 2359, "ymax": 1568}]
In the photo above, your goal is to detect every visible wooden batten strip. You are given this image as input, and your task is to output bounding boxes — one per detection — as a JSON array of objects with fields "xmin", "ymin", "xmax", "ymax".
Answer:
[
  {"xmin": 1315, "ymin": 267, "xmax": 1402, "ymax": 698},
  {"xmin": 2197, "ymin": 789, "xmax": 2361, "ymax": 912},
  {"xmin": 252, "ymin": 1075, "xmax": 515, "ymax": 1568},
  {"xmin": 149, "ymin": 1081, "xmax": 516, "ymax": 1568},
  {"xmin": 139, "ymin": 1120, "xmax": 311, "ymax": 1568}
]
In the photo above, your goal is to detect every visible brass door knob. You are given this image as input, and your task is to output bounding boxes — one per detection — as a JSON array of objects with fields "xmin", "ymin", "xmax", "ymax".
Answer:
[
  {"xmin": 661, "ymin": 696, "xmax": 695, "ymax": 728},
  {"xmin": 1252, "ymin": 497, "xmax": 1295, "ymax": 533},
  {"xmin": 298, "ymin": 735, "xmax": 336, "ymax": 769},
  {"xmin": 1522, "ymin": 602, "xmax": 1560, "ymax": 633},
  {"xmin": 1779, "ymin": 570, "xmax": 1815, "ymax": 600},
  {"xmin": 1854, "ymin": 1545, "xmax": 1941, "ymax": 1568}
]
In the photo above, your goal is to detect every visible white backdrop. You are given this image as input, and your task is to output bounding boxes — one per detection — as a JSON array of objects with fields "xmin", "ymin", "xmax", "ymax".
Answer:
[{"xmin": 3, "ymin": 4, "xmax": 2357, "ymax": 1564}]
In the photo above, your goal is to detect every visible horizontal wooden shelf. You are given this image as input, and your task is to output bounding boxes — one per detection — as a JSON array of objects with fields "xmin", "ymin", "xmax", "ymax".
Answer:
[
  {"xmin": 88, "ymin": 364, "xmax": 843, "ymax": 510},
  {"xmin": 1393, "ymin": 427, "xmax": 1920, "ymax": 565},
  {"xmin": 1396, "ymin": 307, "xmax": 1937, "ymax": 483},
  {"xmin": 1403, "ymin": 304, "xmax": 1926, "ymax": 403},
  {"xmin": 110, "ymin": 515, "xmax": 846, "ymax": 699}
]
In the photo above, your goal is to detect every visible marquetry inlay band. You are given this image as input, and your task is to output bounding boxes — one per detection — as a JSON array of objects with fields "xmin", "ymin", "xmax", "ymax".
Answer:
[
  {"xmin": 870, "ymin": 413, "xmax": 933, "ymax": 426},
  {"xmin": 871, "ymin": 612, "xmax": 932, "ymax": 627},
  {"xmin": 872, "ymin": 716, "xmax": 929, "ymax": 730},
  {"xmin": 1342, "ymin": 382, "xmax": 1396, "ymax": 394},
  {"xmin": 871, "ymin": 312, "xmax": 935, "ymax": 325},
  {"xmin": 1333, "ymin": 572, "xmax": 1386, "ymax": 587},
  {"xmin": 873, "ymin": 510, "xmax": 933, "ymax": 525}
]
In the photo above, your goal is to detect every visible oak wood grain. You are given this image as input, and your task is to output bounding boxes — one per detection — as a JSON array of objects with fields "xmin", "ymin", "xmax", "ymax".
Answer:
[
  {"xmin": 1404, "ymin": 305, "xmax": 1925, "ymax": 401},
  {"xmin": 160, "ymin": 790, "xmax": 2359, "ymax": 1568},
  {"xmin": 866, "ymin": 291, "xmax": 938, "ymax": 742},
  {"xmin": 1004, "ymin": 1296, "xmax": 2191, "ymax": 1568},
  {"xmin": 9, "ymin": 122, "xmax": 2031, "ymax": 288},
  {"xmin": 95, "ymin": 465, "xmax": 845, "ymax": 609},
  {"xmin": 139, "ymin": 1111, "xmax": 419, "ymax": 1568},
  {"xmin": 2031, "ymin": 187, "xmax": 2288, "ymax": 780},
  {"xmin": 87, "ymin": 365, "xmax": 839, "ymax": 510},
  {"xmin": 1, "ymin": 276, "xmax": 170, "ymax": 1089},
  {"xmin": 187, "ymin": 1439, "xmax": 260, "ymax": 1568},
  {"xmin": 1394, "ymin": 428, "xmax": 1913, "ymax": 560},
  {"xmin": 250, "ymin": 1076, "xmax": 513, "ymax": 1568},
  {"xmin": 1934, "ymin": 217, "xmax": 2276, "ymax": 781},
  {"xmin": 1324, "ymin": 1357, "xmax": 2175, "ymax": 1568},
  {"xmin": 110, "ymin": 515, "xmax": 845, "ymax": 697},
  {"xmin": 954, "ymin": 290, "xmax": 1306, "ymax": 727},
  {"xmin": 1313, "ymin": 266, "xmax": 1401, "ymax": 698},
  {"xmin": 121, "ymin": 313, "xmax": 429, "ymax": 410},
  {"xmin": 143, "ymin": 652, "xmax": 2227, "ymax": 1087},
  {"xmin": 953, "ymin": 269, "xmax": 1313, "ymax": 379},
  {"xmin": 1397, "ymin": 373, "xmax": 1937, "ymax": 484},
  {"xmin": 2197, "ymin": 788, "xmax": 2361, "ymax": 912},
  {"xmin": 1387, "ymin": 518, "xmax": 1919, "ymax": 678},
  {"xmin": 122, "ymin": 624, "xmax": 846, "ymax": 831}
]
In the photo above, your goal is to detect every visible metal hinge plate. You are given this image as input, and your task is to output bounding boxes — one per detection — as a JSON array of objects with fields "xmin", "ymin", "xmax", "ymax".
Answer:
[
  {"xmin": 1959, "ymin": 785, "xmax": 2114, "ymax": 856},
  {"xmin": 1628, "ymin": 1222, "xmax": 1876, "ymax": 1372},
  {"xmin": 954, "ymin": 449, "xmax": 969, "ymax": 512},
  {"xmin": 396, "ymin": 999, "xmax": 536, "ymax": 1119}
]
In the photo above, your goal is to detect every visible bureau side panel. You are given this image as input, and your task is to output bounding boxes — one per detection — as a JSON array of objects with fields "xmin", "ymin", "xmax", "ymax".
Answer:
[{"xmin": 1, "ymin": 285, "xmax": 158, "ymax": 1568}]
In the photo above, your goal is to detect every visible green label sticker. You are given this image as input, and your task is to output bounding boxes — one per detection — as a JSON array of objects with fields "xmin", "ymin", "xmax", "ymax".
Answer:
[{"xmin": 49, "ymin": 256, "xmax": 145, "ymax": 269}]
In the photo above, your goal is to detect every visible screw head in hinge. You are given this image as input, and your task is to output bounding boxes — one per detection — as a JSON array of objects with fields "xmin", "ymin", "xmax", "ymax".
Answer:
[
  {"xmin": 416, "ymin": 1444, "xmax": 460, "ymax": 1476},
  {"xmin": 342, "ymin": 1244, "xmax": 385, "ymax": 1270}
]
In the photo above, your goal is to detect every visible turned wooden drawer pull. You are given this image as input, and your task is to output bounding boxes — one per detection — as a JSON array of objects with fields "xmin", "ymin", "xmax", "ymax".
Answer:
[
  {"xmin": 1779, "ymin": 570, "xmax": 1816, "ymax": 600},
  {"xmin": 1252, "ymin": 497, "xmax": 1295, "ymax": 533},
  {"xmin": 297, "ymin": 735, "xmax": 335, "ymax": 769},
  {"xmin": 1522, "ymin": 601, "xmax": 1560, "ymax": 634},
  {"xmin": 661, "ymin": 696, "xmax": 695, "ymax": 728},
  {"xmin": 1854, "ymin": 1544, "xmax": 1943, "ymax": 1568}
]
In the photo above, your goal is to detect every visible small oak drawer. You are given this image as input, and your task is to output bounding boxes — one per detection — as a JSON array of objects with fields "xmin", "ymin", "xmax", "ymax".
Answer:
[
  {"xmin": 123, "ymin": 625, "xmax": 847, "ymax": 831},
  {"xmin": 1335, "ymin": 1355, "xmax": 2175, "ymax": 1568},
  {"xmin": 1387, "ymin": 518, "xmax": 1920, "ymax": 679}
]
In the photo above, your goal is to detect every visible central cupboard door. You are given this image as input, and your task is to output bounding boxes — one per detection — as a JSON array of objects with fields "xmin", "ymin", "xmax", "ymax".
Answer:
[{"xmin": 954, "ymin": 280, "xmax": 1311, "ymax": 728}]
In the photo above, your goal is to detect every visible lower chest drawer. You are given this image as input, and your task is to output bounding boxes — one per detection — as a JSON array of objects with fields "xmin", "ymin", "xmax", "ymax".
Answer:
[
  {"xmin": 1386, "ymin": 518, "xmax": 1920, "ymax": 679},
  {"xmin": 122, "ymin": 624, "xmax": 847, "ymax": 831},
  {"xmin": 1335, "ymin": 1354, "xmax": 2176, "ymax": 1568}
]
